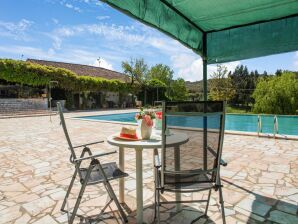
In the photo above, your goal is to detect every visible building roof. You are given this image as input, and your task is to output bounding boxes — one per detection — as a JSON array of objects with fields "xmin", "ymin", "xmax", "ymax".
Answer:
[{"xmin": 27, "ymin": 59, "xmax": 129, "ymax": 82}]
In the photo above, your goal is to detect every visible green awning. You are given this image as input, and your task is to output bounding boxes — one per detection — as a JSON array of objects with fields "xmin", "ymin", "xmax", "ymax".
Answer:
[{"xmin": 102, "ymin": 0, "xmax": 298, "ymax": 64}]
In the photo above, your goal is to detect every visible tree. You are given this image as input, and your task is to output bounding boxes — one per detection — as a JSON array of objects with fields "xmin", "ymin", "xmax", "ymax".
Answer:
[
  {"xmin": 148, "ymin": 64, "xmax": 174, "ymax": 100},
  {"xmin": 252, "ymin": 72, "xmax": 298, "ymax": 114},
  {"xmin": 229, "ymin": 65, "xmax": 250, "ymax": 106},
  {"xmin": 122, "ymin": 58, "xmax": 148, "ymax": 104},
  {"xmin": 148, "ymin": 64, "xmax": 173, "ymax": 86},
  {"xmin": 170, "ymin": 78, "xmax": 188, "ymax": 100},
  {"xmin": 121, "ymin": 58, "xmax": 148, "ymax": 85},
  {"xmin": 229, "ymin": 65, "xmax": 264, "ymax": 109},
  {"xmin": 275, "ymin": 69, "xmax": 283, "ymax": 76},
  {"xmin": 209, "ymin": 64, "xmax": 235, "ymax": 101}
]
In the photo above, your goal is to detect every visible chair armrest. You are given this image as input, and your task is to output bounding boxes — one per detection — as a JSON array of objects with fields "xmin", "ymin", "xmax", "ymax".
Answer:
[
  {"xmin": 220, "ymin": 159, "xmax": 227, "ymax": 166},
  {"xmin": 73, "ymin": 140, "xmax": 104, "ymax": 149},
  {"xmin": 74, "ymin": 150, "xmax": 116, "ymax": 162},
  {"xmin": 154, "ymin": 154, "xmax": 161, "ymax": 168}
]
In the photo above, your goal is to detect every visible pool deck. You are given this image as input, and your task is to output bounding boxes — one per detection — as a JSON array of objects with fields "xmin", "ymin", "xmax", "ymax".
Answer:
[{"xmin": 0, "ymin": 109, "xmax": 297, "ymax": 224}]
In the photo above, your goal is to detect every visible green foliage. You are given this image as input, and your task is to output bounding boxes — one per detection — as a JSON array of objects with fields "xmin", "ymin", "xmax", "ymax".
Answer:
[
  {"xmin": 169, "ymin": 78, "xmax": 188, "ymax": 100},
  {"xmin": 226, "ymin": 105, "xmax": 252, "ymax": 114},
  {"xmin": 209, "ymin": 64, "xmax": 235, "ymax": 101},
  {"xmin": 252, "ymin": 72, "xmax": 298, "ymax": 115},
  {"xmin": 148, "ymin": 64, "xmax": 173, "ymax": 86},
  {"xmin": 65, "ymin": 91, "xmax": 74, "ymax": 110},
  {"xmin": 146, "ymin": 78, "xmax": 167, "ymax": 88},
  {"xmin": 0, "ymin": 59, "xmax": 133, "ymax": 92},
  {"xmin": 229, "ymin": 65, "xmax": 260, "ymax": 107},
  {"xmin": 148, "ymin": 64, "xmax": 173, "ymax": 98},
  {"xmin": 121, "ymin": 58, "xmax": 148, "ymax": 85}
]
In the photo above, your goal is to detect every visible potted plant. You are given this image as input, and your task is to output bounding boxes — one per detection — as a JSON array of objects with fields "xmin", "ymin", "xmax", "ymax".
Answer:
[{"xmin": 135, "ymin": 108, "xmax": 155, "ymax": 139}]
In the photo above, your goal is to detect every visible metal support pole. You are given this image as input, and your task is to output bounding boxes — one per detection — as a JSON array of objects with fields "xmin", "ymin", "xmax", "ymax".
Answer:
[
  {"xmin": 203, "ymin": 59, "xmax": 208, "ymax": 101},
  {"xmin": 202, "ymin": 33, "xmax": 208, "ymax": 170},
  {"xmin": 203, "ymin": 33, "xmax": 208, "ymax": 101}
]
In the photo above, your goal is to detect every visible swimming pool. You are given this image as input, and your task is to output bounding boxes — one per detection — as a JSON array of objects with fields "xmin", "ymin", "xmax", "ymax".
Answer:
[{"xmin": 77, "ymin": 113, "xmax": 298, "ymax": 136}]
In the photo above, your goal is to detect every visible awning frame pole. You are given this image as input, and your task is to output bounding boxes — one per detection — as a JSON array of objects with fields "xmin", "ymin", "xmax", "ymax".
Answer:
[
  {"xmin": 202, "ymin": 33, "xmax": 207, "ymax": 170},
  {"xmin": 203, "ymin": 33, "xmax": 207, "ymax": 101}
]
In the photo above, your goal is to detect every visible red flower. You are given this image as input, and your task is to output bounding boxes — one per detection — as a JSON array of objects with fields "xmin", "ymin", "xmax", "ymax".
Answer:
[
  {"xmin": 144, "ymin": 115, "xmax": 153, "ymax": 127},
  {"xmin": 155, "ymin": 111, "xmax": 162, "ymax": 120}
]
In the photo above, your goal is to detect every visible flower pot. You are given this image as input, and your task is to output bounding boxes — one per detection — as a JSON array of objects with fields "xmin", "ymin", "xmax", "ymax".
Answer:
[
  {"xmin": 141, "ymin": 119, "xmax": 152, "ymax": 139},
  {"xmin": 137, "ymin": 119, "xmax": 142, "ymax": 128}
]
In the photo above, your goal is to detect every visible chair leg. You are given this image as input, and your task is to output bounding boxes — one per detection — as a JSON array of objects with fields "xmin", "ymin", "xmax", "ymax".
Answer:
[
  {"xmin": 156, "ymin": 189, "xmax": 161, "ymax": 224},
  {"xmin": 218, "ymin": 186, "xmax": 226, "ymax": 224},
  {"xmin": 61, "ymin": 169, "xmax": 78, "ymax": 212},
  {"xmin": 104, "ymin": 181, "xmax": 128, "ymax": 223},
  {"xmin": 100, "ymin": 198, "xmax": 113, "ymax": 214},
  {"xmin": 190, "ymin": 189, "xmax": 212, "ymax": 224},
  {"xmin": 69, "ymin": 167, "xmax": 92, "ymax": 224},
  {"xmin": 94, "ymin": 161, "xmax": 128, "ymax": 223},
  {"xmin": 205, "ymin": 188, "xmax": 212, "ymax": 216},
  {"xmin": 154, "ymin": 187, "xmax": 157, "ymax": 220}
]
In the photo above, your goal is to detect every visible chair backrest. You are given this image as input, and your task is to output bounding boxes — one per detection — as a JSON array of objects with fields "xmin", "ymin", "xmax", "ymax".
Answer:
[
  {"xmin": 57, "ymin": 102, "xmax": 77, "ymax": 161},
  {"xmin": 161, "ymin": 101, "xmax": 225, "ymax": 187}
]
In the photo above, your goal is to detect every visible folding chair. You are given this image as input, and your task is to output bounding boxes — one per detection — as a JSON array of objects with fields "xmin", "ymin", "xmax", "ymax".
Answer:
[
  {"xmin": 154, "ymin": 101, "xmax": 227, "ymax": 224},
  {"xmin": 56, "ymin": 102, "xmax": 128, "ymax": 224}
]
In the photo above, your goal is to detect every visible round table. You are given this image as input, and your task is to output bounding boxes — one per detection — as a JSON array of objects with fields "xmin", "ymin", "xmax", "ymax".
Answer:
[{"xmin": 107, "ymin": 132, "xmax": 188, "ymax": 224}]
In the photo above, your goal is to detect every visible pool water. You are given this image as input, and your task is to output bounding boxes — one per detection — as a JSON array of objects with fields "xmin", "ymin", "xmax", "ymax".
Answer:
[{"xmin": 77, "ymin": 113, "xmax": 298, "ymax": 136}]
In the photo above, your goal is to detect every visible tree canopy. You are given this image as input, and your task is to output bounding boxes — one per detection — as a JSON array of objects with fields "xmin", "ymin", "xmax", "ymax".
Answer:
[
  {"xmin": 252, "ymin": 72, "xmax": 298, "ymax": 115},
  {"xmin": 229, "ymin": 65, "xmax": 260, "ymax": 107},
  {"xmin": 147, "ymin": 64, "xmax": 173, "ymax": 87},
  {"xmin": 209, "ymin": 64, "xmax": 235, "ymax": 101},
  {"xmin": 122, "ymin": 58, "xmax": 188, "ymax": 103},
  {"xmin": 169, "ymin": 78, "xmax": 188, "ymax": 101},
  {"xmin": 121, "ymin": 58, "xmax": 148, "ymax": 86}
]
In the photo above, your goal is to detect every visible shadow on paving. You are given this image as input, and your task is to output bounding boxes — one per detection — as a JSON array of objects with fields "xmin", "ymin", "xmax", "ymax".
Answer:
[
  {"xmin": 76, "ymin": 203, "xmax": 217, "ymax": 223},
  {"xmin": 223, "ymin": 179, "xmax": 298, "ymax": 224}
]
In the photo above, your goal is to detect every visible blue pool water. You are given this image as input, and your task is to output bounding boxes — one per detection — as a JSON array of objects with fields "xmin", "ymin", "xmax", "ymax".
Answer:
[{"xmin": 77, "ymin": 113, "xmax": 298, "ymax": 136}]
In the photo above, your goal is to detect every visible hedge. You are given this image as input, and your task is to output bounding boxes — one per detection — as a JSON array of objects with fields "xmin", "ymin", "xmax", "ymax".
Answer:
[{"xmin": 0, "ymin": 59, "xmax": 135, "ymax": 92}]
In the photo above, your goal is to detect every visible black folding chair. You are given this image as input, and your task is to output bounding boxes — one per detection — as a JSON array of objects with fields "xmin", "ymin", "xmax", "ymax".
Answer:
[
  {"xmin": 154, "ymin": 101, "xmax": 227, "ymax": 224},
  {"xmin": 56, "ymin": 102, "xmax": 128, "ymax": 224}
]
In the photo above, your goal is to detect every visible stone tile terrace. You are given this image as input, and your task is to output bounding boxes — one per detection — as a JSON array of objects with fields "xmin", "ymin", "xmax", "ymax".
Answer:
[{"xmin": 0, "ymin": 111, "xmax": 297, "ymax": 224}]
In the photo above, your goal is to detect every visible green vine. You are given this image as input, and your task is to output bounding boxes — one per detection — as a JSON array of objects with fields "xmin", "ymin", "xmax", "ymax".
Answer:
[{"xmin": 0, "ymin": 59, "xmax": 135, "ymax": 92}]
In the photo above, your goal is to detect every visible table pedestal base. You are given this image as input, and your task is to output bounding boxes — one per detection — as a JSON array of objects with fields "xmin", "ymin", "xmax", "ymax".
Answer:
[{"xmin": 135, "ymin": 147, "xmax": 143, "ymax": 224}]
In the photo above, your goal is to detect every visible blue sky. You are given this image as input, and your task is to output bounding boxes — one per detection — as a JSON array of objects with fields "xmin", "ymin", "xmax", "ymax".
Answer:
[{"xmin": 0, "ymin": 0, "xmax": 298, "ymax": 81}]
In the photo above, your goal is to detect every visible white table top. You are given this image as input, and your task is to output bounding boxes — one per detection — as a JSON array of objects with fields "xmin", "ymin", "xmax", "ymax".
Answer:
[{"xmin": 107, "ymin": 130, "xmax": 189, "ymax": 149}]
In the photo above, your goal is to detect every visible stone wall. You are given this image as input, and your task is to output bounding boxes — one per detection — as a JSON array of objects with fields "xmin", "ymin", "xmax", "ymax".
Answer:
[{"xmin": 0, "ymin": 98, "xmax": 48, "ymax": 114}]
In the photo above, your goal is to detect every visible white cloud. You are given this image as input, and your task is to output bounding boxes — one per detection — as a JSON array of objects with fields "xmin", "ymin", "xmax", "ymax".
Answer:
[
  {"xmin": 47, "ymin": 23, "xmax": 145, "ymax": 51},
  {"xmin": 47, "ymin": 22, "xmax": 187, "ymax": 59},
  {"xmin": 60, "ymin": 1, "xmax": 82, "ymax": 12},
  {"xmin": 171, "ymin": 53, "xmax": 240, "ymax": 81},
  {"xmin": 0, "ymin": 19, "xmax": 33, "ymax": 40},
  {"xmin": 92, "ymin": 58, "xmax": 113, "ymax": 70},
  {"xmin": 0, "ymin": 45, "xmax": 50, "ymax": 60},
  {"xmin": 96, "ymin": 16, "xmax": 110, "ymax": 20},
  {"xmin": 0, "ymin": 45, "xmax": 115, "ymax": 70},
  {"xmin": 65, "ymin": 3, "xmax": 72, "ymax": 8}
]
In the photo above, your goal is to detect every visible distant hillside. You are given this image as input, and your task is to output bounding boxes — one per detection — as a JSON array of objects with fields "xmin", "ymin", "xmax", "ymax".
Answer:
[{"xmin": 185, "ymin": 80, "xmax": 212, "ymax": 93}]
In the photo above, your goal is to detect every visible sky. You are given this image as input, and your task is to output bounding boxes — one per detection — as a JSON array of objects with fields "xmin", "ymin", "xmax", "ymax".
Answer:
[{"xmin": 0, "ymin": 0, "xmax": 298, "ymax": 81}]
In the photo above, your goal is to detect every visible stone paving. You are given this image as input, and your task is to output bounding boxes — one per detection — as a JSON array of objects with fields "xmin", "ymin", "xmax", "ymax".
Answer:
[{"xmin": 0, "ymin": 110, "xmax": 297, "ymax": 224}]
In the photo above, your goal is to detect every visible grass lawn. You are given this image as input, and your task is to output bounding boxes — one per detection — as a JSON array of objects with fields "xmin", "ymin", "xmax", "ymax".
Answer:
[{"xmin": 226, "ymin": 105, "xmax": 253, "ymax": 114}]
